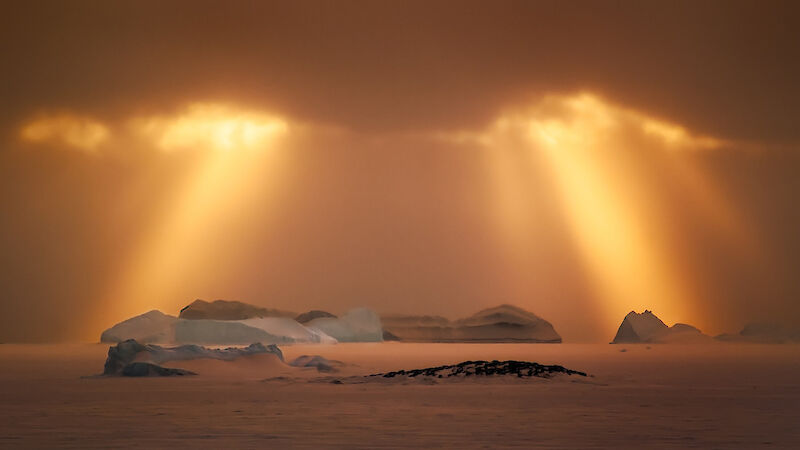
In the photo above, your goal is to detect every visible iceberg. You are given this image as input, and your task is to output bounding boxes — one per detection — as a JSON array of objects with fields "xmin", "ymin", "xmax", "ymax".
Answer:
[
  {"xmin": 611, "ymin": 310, "xmax": 711, "ymax": 344},
  {"xmin": 307, "ymin": 307, "xmax": 384, "ymax": 342},
  {"xmin": 102, "ymin": 339, "xmax": 282, "ymax": 376},
  {"xmin": 174, "ymin": 317, "xmax": 337, "ymax": 345},
  {"xmin": 99, "ymin": 310, "xmax": 177, "ymax": 343}
]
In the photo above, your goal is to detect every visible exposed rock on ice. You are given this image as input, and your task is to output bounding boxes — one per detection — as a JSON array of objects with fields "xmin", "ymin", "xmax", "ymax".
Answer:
[
  {"xmin": 368, "ymin": 360, "xmax": 587, "ymax": 379},
  {"xmin": 382, "ymin": 330, "xmax": 401, "ymax": 341},
  {"xmin": 716, "ymin": 323, "xmax": 800, "ymax": 344},
  {"xmin": 99, "ymin": 310, "xmax": 177, "ymax": 343},
  {"xmin": 289, "ymin": 355, "xmax": 342, "ymax": 373},
  {"xmin": 381, "ymin": 305, "xmax": 562, "ymax": 343},
  {"xmin": 306, "ymin": 307, "xmax": 384, "ymax": 342},
  {"xmin": 102, "ymin": 339, "xmax": 282, "ymax": 376},
  {"xmin": 174, "ymin": 317, "xmax": 337, "ymax": 345},
  {"xmin": 611, "ymin": 311, "xmax": 711, "ymax": 344},
  {"xmin": 120, "ymin": 362, "xmax": 195, "ymax": 377},
  {"xmin": 295, "ymin": 310, "xmax": 337, "ymax": 324},
  {"xmin": 179, "ymin": 299, "xmax": 296, "ymax": 320}
]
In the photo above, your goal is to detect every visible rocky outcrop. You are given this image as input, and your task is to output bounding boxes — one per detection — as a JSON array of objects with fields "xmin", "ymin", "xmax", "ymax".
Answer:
[
  {"xmin": 381, "ymin": 305, "xmax": 562, "ymax": 343},
  {"xmin": 120, "ymin": 362, "xmax": 195, "ymax": 377},
  {"xmin": 611, "ymin": 311, "xmax": 710, "ymax": 344},
  {"xmin": 179, "ymin": 299, "xmax": 296, "ymax": 320},
  {"xmin": 289, "ymin": 355, "xmax": 342, "ymax": 373},
  {"xmin": 100, "ymin": 310, "xmax": 177, "ymax": 343},
  {"xmin": 295, "ymin": 310, "xmax": 337, "ymax": 324},
  {"xmin": 369, "ymin": 360, "xmax": 587, "ymax": 379}
]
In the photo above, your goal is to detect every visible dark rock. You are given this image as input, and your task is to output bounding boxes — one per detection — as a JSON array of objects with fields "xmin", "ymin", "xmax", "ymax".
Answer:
[
  {"xmin": 295, "ymin": 310, "xmax": 337, "ymax": 324},
  {"xmin": 382, "ymin": 330, "xmax": 401, "ymax": 341},
  {"xmin": 121, "ymin": 362, "xmax": 195, "ymax": 377},
  {"xmin": 370, "ymin": 360, "xmax": 587, "ymax": 379},
  {"xmin": 289, "ymin": 355, "xmax": 342, "ymax": 373},
  {"xmin": 179, "ymin": 299, "xmax": 296, "ymax": 320}
]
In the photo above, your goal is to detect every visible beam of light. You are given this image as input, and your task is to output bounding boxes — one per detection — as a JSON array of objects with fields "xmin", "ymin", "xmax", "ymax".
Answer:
[
  {"xmin": 93, "ymin": 103, "xmax": 289, "ymax": 334},
  {"xmin": 468, "ymin": 93, "xmax": 757, "ymax": 337},
  {"xmin": 19, "ymin": 113, "xmax": 110, "ymax": 151},
  {"xmin": 526, "ymin": 98, "xmax": 696, "ymax": 330}
]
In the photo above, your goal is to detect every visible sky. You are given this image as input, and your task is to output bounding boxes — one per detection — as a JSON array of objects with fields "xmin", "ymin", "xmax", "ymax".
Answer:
[{"xmin": 1, "ymin": 0, "xmax": 799, "ymax": 342}]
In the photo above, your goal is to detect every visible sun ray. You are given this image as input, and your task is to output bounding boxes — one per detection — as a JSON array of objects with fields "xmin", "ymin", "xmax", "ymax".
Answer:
[{"xmin": 92, "ymin": 104, "xmax": 289, "ymax": 332}]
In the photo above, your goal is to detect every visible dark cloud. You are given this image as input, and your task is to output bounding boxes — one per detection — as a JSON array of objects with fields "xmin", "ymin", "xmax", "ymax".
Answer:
[{"xmin": 1, "ymin": 0, "xmax": 799, "ymax": 139}]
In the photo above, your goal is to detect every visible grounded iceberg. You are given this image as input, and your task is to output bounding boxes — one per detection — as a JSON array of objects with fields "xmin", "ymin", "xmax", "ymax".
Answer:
[
  {"xmin": 307, "ymin": 307, "xmax": 384, "ymax": 342},
  {"xmin": 100, "ymin": 310, "xmax": 177, "ymax": 343},
  {"xmin": 102, "ymin": 339, "xmax": 282, "ymax": 376},
  {"xmin": 611, "ymin": 310, "xmax": 711, "ymax": 344}
]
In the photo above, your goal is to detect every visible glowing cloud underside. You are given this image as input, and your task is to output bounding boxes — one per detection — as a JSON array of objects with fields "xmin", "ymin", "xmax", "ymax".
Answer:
[
  {"xmin": 20, "ymin": 114, "xmax": 109, "ymax": 151},
  {"xmin": 479, "ymin": 93, "xmax": 753, "ymax": 333},
  {"xmin": 102, "ymin": 104, "xmax": 289, "ymax": 325}
]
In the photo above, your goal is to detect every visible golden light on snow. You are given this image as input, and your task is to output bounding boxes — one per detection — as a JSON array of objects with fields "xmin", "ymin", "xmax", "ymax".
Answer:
[{"xmin": 20, "ymin": 113, "xmax": 110, "ymax": 151}]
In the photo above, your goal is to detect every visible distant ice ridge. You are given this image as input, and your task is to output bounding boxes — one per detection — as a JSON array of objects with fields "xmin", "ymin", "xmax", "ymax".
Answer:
[
  {"xmin": 380, "ymin": 304, "xmax": 562, "ymax": 343},
  {"xmin": 611, "ymin": 310, "xmax": 711, "ymax": 344},
  {"xmin": 307, "ymin": 307, "xmax": 384, "ymax": 342},
  {"xmin": 716, "ymin": 323, "xmax": 800, "ymax": 344}
]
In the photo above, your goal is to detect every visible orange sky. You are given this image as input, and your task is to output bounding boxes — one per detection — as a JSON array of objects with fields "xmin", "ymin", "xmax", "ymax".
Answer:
[{"xmin": 1, "ymin": 1, "xmax": 799, "ymax": 342}]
